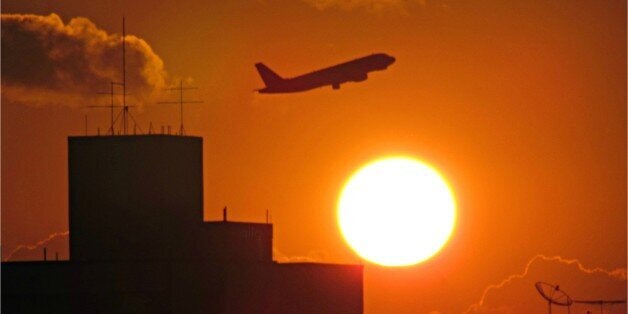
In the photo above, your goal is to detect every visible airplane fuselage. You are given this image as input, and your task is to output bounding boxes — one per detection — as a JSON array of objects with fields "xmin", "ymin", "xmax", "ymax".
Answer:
[{"xmin": 256, "ymin": 53, "xmax": 395, "ymax": 93}]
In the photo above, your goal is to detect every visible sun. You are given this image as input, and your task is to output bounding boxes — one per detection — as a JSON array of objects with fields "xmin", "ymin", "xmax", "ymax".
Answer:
[{"xmin": 337, "ymin": 156, "xmax": 457, "ymax": 267}]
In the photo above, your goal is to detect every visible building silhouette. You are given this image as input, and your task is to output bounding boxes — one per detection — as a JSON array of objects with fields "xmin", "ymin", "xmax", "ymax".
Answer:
[{"xmin": 2, "ymin": 135, "xmax": 363, "ymax": 313}]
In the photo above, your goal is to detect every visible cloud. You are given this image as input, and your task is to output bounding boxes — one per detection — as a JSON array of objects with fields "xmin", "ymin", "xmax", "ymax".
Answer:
[
  {"xmin": 301, "ymin": 0, "xmax": 427, "ymax": 12},
  {"xmin": 3, "ymin": 231, "xmax": 69, "ymax": 261},
  {"xmin": 1, "ymin": 13, "xmax": 167, "ymax": 107},
  {"xmin": 465, "ymin": 254, "xmax": 627, "ymax": 314},
  {"xmin": 273, "ymin": 248, "xmax": 329, "ymax": 263}
]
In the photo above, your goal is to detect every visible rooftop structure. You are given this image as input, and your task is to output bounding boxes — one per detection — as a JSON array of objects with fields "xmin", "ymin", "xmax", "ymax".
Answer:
[{"xmin": 2, "ymin": 135, "xmax": 363, "ymax": 313}]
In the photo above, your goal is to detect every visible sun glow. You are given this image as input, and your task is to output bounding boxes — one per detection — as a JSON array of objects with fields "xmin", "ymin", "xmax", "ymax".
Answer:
[{"xmin": 338, "ymin": 156, "xmax": 457, "ymax": 267}]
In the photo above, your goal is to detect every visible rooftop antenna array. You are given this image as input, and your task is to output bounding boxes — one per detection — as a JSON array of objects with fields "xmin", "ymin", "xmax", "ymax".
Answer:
[
  {"xmin": 86, "ymin": 17, "xmax": 201, "ymax": 136},
  {"xmin": 89, "ymin": 81, "xmax": 127, "ymax": 135},
  {"xmin": 535, "ymin": 281, "xmax": 626, "ymax": 314},
  {"xmin": 87, "ymin": 17, "xmax": 142, "ymax": 135},
  {"xmin": 158, "ymin": 80, "xmax": 203, "ymax": 135}
]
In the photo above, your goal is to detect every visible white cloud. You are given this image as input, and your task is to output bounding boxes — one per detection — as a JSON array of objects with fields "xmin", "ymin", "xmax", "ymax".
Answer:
[{"xmin": 465, "ymin": 254, "xmax": 626, "ymax": 314}]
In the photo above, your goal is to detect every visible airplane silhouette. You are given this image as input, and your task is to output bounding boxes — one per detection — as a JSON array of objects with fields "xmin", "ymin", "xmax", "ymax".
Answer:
[{"xmin": 255, "ymin": 53, "xmax": 395, "ymax": 93}]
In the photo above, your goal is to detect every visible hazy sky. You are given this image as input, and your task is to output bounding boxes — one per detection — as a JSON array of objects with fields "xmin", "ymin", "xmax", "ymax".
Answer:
[{"xmin": 2, "ymin": 1, "xmax": 626, "ymax": 313}]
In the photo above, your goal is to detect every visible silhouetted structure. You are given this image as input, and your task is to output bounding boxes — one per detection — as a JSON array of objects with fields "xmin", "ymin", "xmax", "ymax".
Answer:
[
  {"xmin": 2, "ymin": 135, "xmax": 363, "ymax": 313},
  {"xmin": 535, "ymin": 282, "xmax": 626, "ymax": 314},
  {"xmin": 255, "ymin": 53, "xmax": 395, "ymax": 93}
]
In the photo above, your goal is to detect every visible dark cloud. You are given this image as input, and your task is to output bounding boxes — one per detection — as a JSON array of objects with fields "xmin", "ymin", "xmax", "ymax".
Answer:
[{"xmin": 1, "ymin": 13, "xmax": 166, "ymax": 106}]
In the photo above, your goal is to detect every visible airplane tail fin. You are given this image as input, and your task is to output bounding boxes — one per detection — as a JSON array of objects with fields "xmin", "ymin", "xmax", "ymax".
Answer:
[{"xmin": 255, "ymin": 63, "xmax": 284, "ymax": 87}]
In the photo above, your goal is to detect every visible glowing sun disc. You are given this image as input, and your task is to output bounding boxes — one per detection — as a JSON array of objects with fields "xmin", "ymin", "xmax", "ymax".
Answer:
[{"xmin": 337, "ymin": 156, "xmax": 456, "ymax": 267}]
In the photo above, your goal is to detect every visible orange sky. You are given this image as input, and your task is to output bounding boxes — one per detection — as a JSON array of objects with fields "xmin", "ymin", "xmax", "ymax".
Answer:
[{"xmin": 2, "ymin": 1, "xmax": 626, "ymax": 313}]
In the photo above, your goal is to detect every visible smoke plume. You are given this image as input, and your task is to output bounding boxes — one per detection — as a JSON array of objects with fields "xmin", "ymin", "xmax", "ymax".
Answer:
[
  {"xmin": 1, "ymin": 13, "xmax": 166, "ymax": 107},
  {"xmin": 3, "ymin": 231, "xmax": 69, "ymax": 261}
]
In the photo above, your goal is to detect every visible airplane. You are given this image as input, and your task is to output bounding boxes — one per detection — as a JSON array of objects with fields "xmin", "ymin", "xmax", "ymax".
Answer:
[{"xmin": 255, "ymin": 53, "xmax": 395, "ymax": 93}]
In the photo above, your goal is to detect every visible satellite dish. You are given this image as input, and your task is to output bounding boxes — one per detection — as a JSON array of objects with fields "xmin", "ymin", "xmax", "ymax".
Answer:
[
  {"xmin": 535, "ymin": 282, "xmax": 574, "ymax": 306},
  {"xmin": 535, "ymin": 282, "xmax": 573, "ymax": 314},
  {"xmin": 535, "ymin": 281, "xmax": 626, "ymax": 314}
]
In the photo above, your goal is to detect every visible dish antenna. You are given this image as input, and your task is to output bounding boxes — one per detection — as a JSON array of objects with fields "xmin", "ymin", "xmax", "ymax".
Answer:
[
  {"xmin": 535, "ymin": 282, "xmax": 626, "ymax": 314},
  {"xmin": 535, "ymin": 282, "xmax": 573, "ymax": 314}
]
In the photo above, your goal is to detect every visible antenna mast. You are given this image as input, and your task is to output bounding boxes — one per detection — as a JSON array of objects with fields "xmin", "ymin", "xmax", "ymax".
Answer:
[
  {"xmin": 89, "ymin": 82, "xmax": 128, "ymax": 135},
  {"xmin": 122, "ymin": 16, "xmax": 127, "ymax": 135},
  {"xmin": 158, "ymin": 80, "xmax": 202, "ymax": 135},
  {"xmin": 93, "ymin": 82, "xmax": 124, "ymax": 134},
  {"xmin": 86, "ymin": 17, "xmax": 142, "ymax": 135},
  {"xmin": 109, "ymin": 82, "xmax": 114, "ymax": 133}
]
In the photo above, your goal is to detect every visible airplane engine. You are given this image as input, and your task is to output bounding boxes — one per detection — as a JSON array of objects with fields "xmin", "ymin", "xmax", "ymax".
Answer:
[{"xmin": 352, "ymin": 74, "xmax": 368, "ymax": 82}]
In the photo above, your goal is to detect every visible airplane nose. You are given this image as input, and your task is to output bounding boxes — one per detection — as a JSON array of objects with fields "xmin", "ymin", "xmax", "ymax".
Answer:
[{"xmin": 388, "ymin": 56, "xmax": 396, "ymax": 64}]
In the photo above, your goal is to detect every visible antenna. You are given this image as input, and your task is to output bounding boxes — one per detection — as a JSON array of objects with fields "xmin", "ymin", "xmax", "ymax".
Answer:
[
  {"xmin": 87, "ymin": 101, "xmax": 136, "ymax": 135},
  {"xmin": 116, "ymin": 17, "xmax": 145, "ymax": 135},
  {"xmin": 535, "ymin": 282, "xmax": 626, "ymax": 314},
  {"xmin": 572, "ymin": 299, "xmax": 627, "ymax": 314},
  {"xmin": 122, "ymin": 16, "xmax": 127, "ymax": 135},
  {"xmin": 158, "ymin": 80, "xmax": 203, "ymax": 135},
  {"xmin": 91, "ymin": 81, "xmax": 126, "ymax": 135},
  {"xmin": 87, "ymin": 18, "xmax": 142, "ymax": 135},
  {"xmin": 535, "ymin": 282, "xmax": 573, "ymax": 314}
]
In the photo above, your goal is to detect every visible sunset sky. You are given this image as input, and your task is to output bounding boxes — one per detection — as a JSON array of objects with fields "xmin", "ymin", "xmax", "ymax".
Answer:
[{"xmin": 1, "ymin": 1, "xmax": 626, "ymax": 313}]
